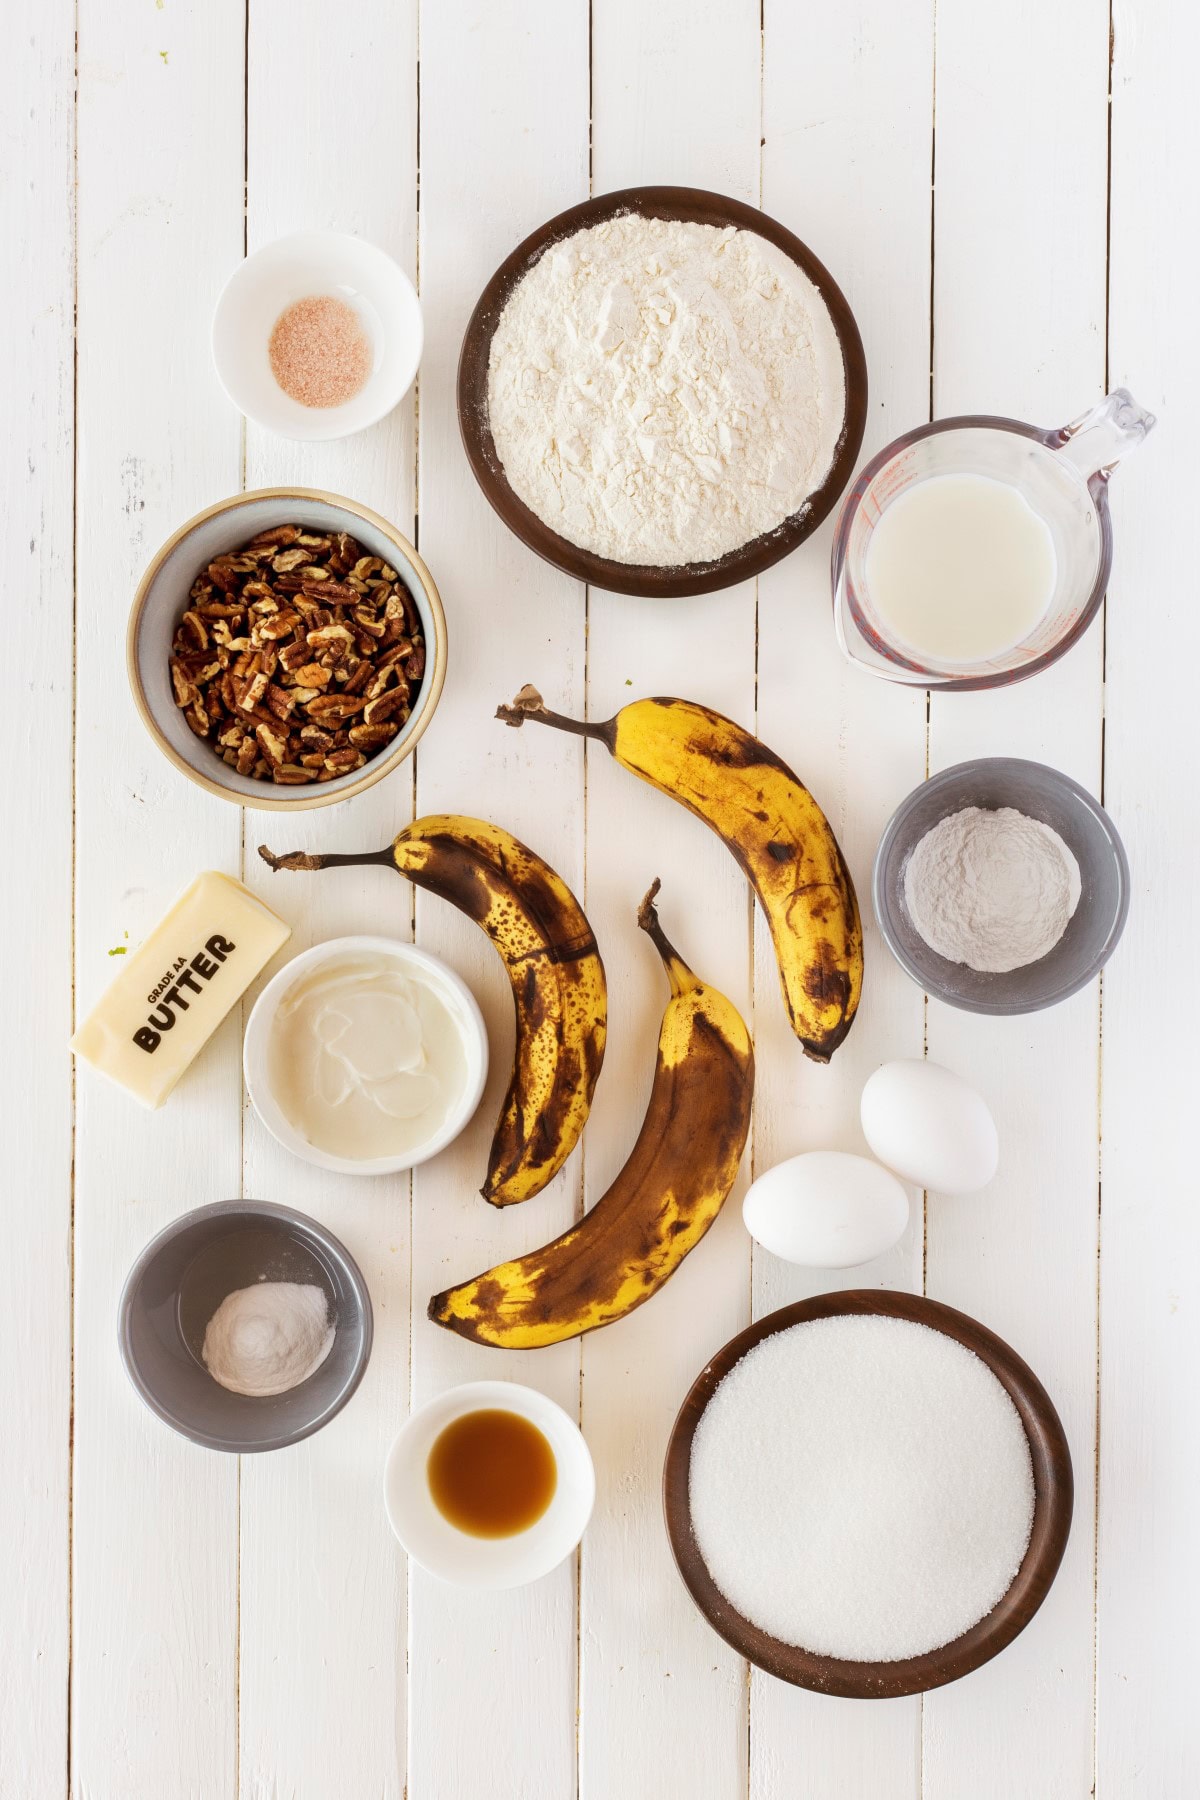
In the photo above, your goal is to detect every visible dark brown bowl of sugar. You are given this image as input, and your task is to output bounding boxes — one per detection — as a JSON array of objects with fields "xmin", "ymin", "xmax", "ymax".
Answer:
[
  {"xmin": 458, "ymin": 186, "xmax": 867, "ymax": 599},
  {"xmin": 663, "ymin": 1290, "xmax": 1072, "ymax": 1698}
]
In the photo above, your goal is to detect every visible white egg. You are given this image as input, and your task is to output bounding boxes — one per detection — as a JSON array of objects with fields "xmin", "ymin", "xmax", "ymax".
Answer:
[
  {"xmin": 860, "ymin": 1059, "xmax": 999, "ymax": 1195},
  {"xmin": 742, "ymin": 1151, "xmax": 911, "ymax": 1269}
]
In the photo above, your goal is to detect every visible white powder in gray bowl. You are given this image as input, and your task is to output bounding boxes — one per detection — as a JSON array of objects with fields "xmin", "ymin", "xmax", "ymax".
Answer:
[
  {"xmin": 902, "ymin": 805, "xmax": 1082, "ymax": 974},
  {"xmin": 688, "ymin": 1314, "xmax": 1035, "ymax": 1662}
]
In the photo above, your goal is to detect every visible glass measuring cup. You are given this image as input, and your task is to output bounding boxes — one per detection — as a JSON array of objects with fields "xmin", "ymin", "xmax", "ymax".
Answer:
[{"xmin": 831, "ymin": 389, "xmax": 1155, "ymax": 690}]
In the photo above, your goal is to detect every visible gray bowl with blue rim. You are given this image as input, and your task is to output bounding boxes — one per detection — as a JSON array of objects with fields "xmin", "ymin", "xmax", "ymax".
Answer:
[
  {"xmin": 118, "ymin": 1199, "xmax": 373, "ymax": 1453},
  {"xmin": 872, "ymin": 757, "xmax": 1130, "ymax": 1015}
]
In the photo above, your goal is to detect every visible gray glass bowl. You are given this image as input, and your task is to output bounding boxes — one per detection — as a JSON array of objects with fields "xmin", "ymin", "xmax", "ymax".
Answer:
[
  {"xmin": 118, "ymin": 1199, "xmax": 373, "ymax": 1453},
  {"xmin": 873, "ymin": 758, "xmax": 1129, "ymax": 1015}
]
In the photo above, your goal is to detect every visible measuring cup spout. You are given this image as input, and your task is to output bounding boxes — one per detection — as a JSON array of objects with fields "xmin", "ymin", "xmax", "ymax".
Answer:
[{"xmin": 1053, "ymin": 388, "xmax": 1157, "ymax": 481}]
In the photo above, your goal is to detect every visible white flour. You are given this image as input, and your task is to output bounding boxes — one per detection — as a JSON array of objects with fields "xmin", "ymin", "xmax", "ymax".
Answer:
[
  {"xmin": 486, "ymin": 214, "xmax": 846, "ymax": 567},
  {"xmin": 904, "ymin": 806, "xmax": 1082, "ymax": 974},
  {"xmin": 202, "ymin": 1281, "xmax": 334, "ymax": 1397}
]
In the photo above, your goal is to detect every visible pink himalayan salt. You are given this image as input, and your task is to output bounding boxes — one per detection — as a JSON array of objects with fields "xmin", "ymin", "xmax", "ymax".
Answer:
[{"xmin": 268, "ymin": 294, "xmax": 372, "ymax": 409}]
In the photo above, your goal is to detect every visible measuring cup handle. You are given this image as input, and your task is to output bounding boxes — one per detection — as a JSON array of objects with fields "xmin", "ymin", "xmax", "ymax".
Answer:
[{"xmin": 1051, "ymin": 388, "xmax": 1157, "ymax": 481}]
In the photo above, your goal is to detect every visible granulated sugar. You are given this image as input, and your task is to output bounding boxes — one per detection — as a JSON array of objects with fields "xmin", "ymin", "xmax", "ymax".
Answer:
[{"xmin": 688, "ymin": 1314, "xmax": 1035, "ymax": 1661}]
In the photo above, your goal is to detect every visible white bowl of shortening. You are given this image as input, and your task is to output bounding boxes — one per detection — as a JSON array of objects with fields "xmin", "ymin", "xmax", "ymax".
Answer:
[{"xmin": 244, "ymin": 936, "xmax": 488, "ymax": 1175}]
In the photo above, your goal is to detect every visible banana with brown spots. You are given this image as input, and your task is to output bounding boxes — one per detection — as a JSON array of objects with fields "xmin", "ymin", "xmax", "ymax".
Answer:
[
  {"xmin": 428, "ymin": 882, "xmax": 753, "ymax": 1349},
  {"xmin": 497, "ymin": 686, "xmax": 863, "ymax": 1060}
]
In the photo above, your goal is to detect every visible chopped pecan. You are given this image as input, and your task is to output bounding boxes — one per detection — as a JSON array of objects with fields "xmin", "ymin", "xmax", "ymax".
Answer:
[
  {"xmin": 277, "ymin": 638, "xmax": 311, "ymax": 673},
  {"xmin": 324, "ymin": 747, "xmax": 367, "ymax": 774},
  {"xmin": 237, "ymin": 669, "xmax": 270, "ymax": 713},
  {"xmin": 272, "ymin": 546, "xmax": 314, "ymax": 573},
  {"xmin": 169, "ymin": 523, "xmax": 425, "ymax": 786},
  {"xmin": 255, "ymin": 608, "xmax": 301, "ymax": 641},
  {"xmin": 263, "ymin": 684, "xmax": 297, "ymax": 722},
  {"xmin": 307, "ymin": 624, "xmax": 355, "ymax": 654},
  {"xmin": 246, "ymin": 524, "xmax": 299, "ymax": 550},
  {"xmin": 305, "ymin": 694, "xmax": 364, "ymax": 723},
  {"xmin": 255, "ymin": 721, "xmax": 289, "ymax": 767},
  {"xmin": 349, "ymin": 722, "xmax": 400, "ymax": 753},
  {"xmin": 170, "ymin": 659, "xmax": 198, "ymax": 707},
  {"xmin": 299, "ymin": 724, "xmax": 335, "ymax": 749},
  {"xmin": 307, "ymin": 578, "xmax": 357, "ymax": 602},
  {"xmin": 362, "ymin": 687, "xmax": 410, "ymax": 727},
  {"xmin": 177, "ymin": 610, "xmax": 209, "ymax": 651}
]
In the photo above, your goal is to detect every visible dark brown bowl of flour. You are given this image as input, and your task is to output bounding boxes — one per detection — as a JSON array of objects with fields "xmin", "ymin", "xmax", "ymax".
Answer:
[
  {"xmin": 663, "ymin": 1291, "xmax": 1073, "ymax": 1699},
  {"xmin": 873, "ymin": 757, "xmax": 1130, "ymax": 1015},
  {"xmin": 457, "ymin": 186, "xmax": 867, "ymax": 598}
]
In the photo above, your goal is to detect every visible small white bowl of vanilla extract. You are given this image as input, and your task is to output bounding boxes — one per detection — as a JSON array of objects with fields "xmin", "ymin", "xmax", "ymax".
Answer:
[{"xmin": 383, "ymin": 1381, "xmax": 595, "ymax": 1589}]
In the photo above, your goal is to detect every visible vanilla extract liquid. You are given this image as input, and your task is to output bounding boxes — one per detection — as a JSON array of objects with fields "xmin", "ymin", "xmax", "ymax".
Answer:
[{"xmin": 427, "ymin": 1409, "xmax": 557, "ymax": 1538}]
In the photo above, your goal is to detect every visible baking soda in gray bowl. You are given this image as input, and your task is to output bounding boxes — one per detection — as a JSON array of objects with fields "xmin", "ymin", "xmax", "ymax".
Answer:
[{"xmin": 688, "ymin": 1314, "xmax": 1035, "ymax": 1662}]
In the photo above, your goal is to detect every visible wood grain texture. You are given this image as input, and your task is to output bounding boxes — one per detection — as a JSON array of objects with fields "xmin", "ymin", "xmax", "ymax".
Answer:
[
  {"xmin": 580, "ymin": 7, "xmax": 761, "ymax": 1797},
  {"xmin": 924, "ymin": 1, "xmax": 1109, "ymax": 1795},
  {"xmin": 752, "ymin": 0, "xmax": 933, "ymax": 1787},
  {"xmin": 72, "ymin": 1, "xmax": 246, "ymax": 1793},
  {"xmin": 11, "ymin": 0, "xmax": 1195, "ymax": 1792},
  {"xmin": 407, "ymin": 3, "xmax": 589, "ymax": 1796},
  {"xmin": 1100, "ymin": 2, "xmax": 1199, "ymax": 1792},
  {"xmin": 1, "ymin": 2, "xmax": 75, "ymax": 1793},
  {"xmin": 235, "ymin": 2, "xmax": 419, "ymax": 1794}
]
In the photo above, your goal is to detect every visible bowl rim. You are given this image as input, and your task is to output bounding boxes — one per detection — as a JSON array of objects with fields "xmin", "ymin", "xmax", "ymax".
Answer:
[
  {"xmin": 871, "ymin": 756, "xmax": 1131, "ymax": 1015},
  {"xmin": 210, "ymin": 228, "xmax": 424, "ymax": 442},
  {"xmin": 456, "ymin": 184, "xmax": 868, "ymax": 599},
  {"xmin": 663, "ymin": 1289, "xmax": 1073, "ymax": 1699},
  {"xmin": 382, "ymin": 1377, "xmax": 596, "ymax": 1589},
  {"xmin": 126, "ymin": 486, "xmax": 448, "ymax": 811},
  {"xmin": 242, "ymin": 933, "xmax": 490, "ymax": 1176},
  {"xmin": 117, "ymin": 1197, "xmax": 375, "ymax": 1454}
]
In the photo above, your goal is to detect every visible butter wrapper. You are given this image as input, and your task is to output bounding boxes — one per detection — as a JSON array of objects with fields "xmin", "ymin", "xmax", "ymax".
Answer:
[{"xmin": 71, "ymin": 871, "xmax": 291, "ymax": 1108}]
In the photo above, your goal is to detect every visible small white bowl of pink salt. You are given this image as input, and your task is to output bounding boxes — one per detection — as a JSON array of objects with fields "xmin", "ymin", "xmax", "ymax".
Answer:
[{"xmin": 212, "ymin": 230, "xmax": 422, "ymax": 442}]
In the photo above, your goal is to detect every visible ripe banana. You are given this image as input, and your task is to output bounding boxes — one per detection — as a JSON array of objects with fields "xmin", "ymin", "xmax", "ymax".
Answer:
[
  {"xmin": 258, "ymin": 816, "xmax": 606, "ymax": 1206},
  {"xmin": 497, "ymin": 686, "xmax": 862, "ymax": 1062},
  {"xmin": 429, "ymin": 881, "xmax": 754, "ymax": 1349}
]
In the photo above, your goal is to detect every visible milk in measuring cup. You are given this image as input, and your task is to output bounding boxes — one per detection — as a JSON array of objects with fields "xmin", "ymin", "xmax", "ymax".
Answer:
[{"xmin": 865, "ymin": 473, "xmax": 1056, "ymax": 664}]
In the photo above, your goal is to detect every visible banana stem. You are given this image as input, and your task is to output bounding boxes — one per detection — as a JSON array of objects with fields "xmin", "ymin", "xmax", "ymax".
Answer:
[
  {"xmin": 637, "ymin": 879, "xmax": 699, "ymax": 996},
  {"xmin": 258, "ymin": 844, "xmax": 396, "ymax": 874},
  {"xmin": 495, "ymin": 683, "xmax": 615, "ymax": 747}
]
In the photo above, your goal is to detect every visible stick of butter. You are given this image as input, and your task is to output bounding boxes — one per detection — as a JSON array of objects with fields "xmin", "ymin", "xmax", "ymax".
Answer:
[{"xmin": 71, "ymin": 871, "xmax": 291, "ymax": 1109}]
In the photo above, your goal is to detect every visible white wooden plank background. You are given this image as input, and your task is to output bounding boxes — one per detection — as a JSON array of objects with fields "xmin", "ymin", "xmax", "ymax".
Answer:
[{"xmin": 6, "ymin": 0, "xmax": 1196, "ymax": 1794}]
